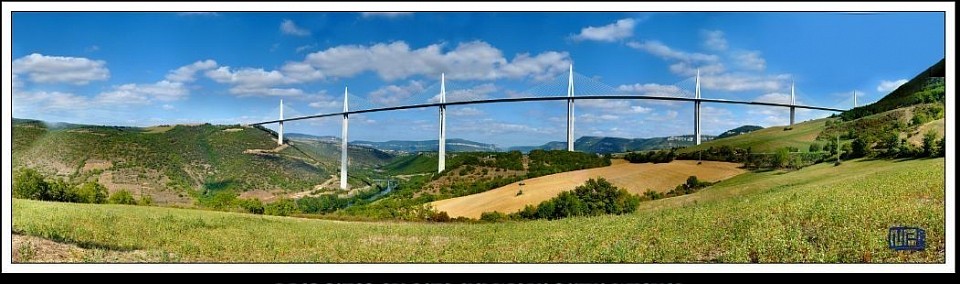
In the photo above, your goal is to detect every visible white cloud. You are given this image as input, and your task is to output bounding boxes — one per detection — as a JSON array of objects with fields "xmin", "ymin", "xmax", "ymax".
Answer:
[
  {"xmin": 162, "ymin": 104, "xmax": 175, "ymax": 110},
  {"xmin": 577, "ymin": 99, "xmax": 653, "ymax": 115},
  {"xmin": 13, "ymin": 90, "xmax": 90, "ymax": 112},
  {"xmin": 754, "ymin": 92, "xmax": 794, "ymax": 104},
  {"xmin": 450, "ymin": 107, "xmax": 484, "ymax": 116},
  {"xmin": 734, "ymin": 51, "xmax": 766, "ymax": 71},
  {"xmin": 700, "ymin": 73, "xmax": 791, "ymax": 92},
  {"xmin": 280, "ymin": 62, "xmax": 325, "ymax": 82},
  {"xmin": 205, "ymin": 66, "xmax": 303, "ymax": 96},
  {"xmin": 571, "ymin": 18, "xmax": 636, "ymax": 42},
  {"xmin": 96, "ymin": 80, "xmax": 188, "ymax": 105},
  {"xmin": 628, "ymin": 40, "xmax": 719, "ymax": 62},
  {"xmin": 280, "ymin": 19, "xmax": 310, "ymax": 36},
  {"xmin": 499, "ymin": 52, "xmax": 571, "ymax": 81},
  {"xmin": 368, "ymin": 80, "xmax": 427, "ymax": 105},
  {"xmin": 13, "ymin": 53, "xmax": 109, "ymax": 85},
  {"xmin": 433, "ymin": 83, "xmax": 498, "ymax": 103},
  {"xmin": 300, "ymin": 41, "xmax": 570, "ymax": 81},
  {"xmin": 877, "ymin": 79, "xmax": 908, "ymax": 93},
  {"xmin": 295, "ymin": 44, "xmax": 316, "ymax": 53},
  {"xmin": 166, "ymin": 59, "xmax": 218, "ymax": 82},
  {"xmin": 85, "ymin": 45, "xmax": 100, "ymax": 53},
  {"xmin": 579, "ymin": 113, "xmax": 620, "ymax": 123},
  {"xmin": 617, "ymin": 83, "xmax": 687, "ymax": 97},
  {"xmin": 702, "ymin": 30, "xmax": 728, "ymax": 51},
  {"xmin": 451, "ymin": 118, "xmax": 557, "ymax": 136},
  {"xmin": 361, "ymin": 12, "xmax": 413, "ymax": 18}
]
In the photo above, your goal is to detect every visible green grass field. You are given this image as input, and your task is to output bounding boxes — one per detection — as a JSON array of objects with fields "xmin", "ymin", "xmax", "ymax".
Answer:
[
  {"xmin": 680, "ymin": 118, "xmax": 831, "ymax": 154},
  {"xmin": 13, "ymin": 158, "xmax": 944, "ymax": 263}
]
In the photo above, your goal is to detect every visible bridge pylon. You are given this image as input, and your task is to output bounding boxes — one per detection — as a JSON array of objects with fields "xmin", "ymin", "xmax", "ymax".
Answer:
[
  {"xmin": 567, "ymin": 64, "xmax": 575, "ymax": 151},
  {"xmin": 278, "ymin": 99, "xmax": 284, "ymax": 145},
  {"xmin": 790, "ymin": 81, "xmax": 796, "ymax": 127},
  {"xmin": 438, "ymin": 73, "xmax": 447, "ymax": 173},
  {"xmin": 340, "ymin": 87, "xmax": 349, "ymax": 190},
  {"xmin": 695, "ymin": 69, "xmax": 701, "ymax": 145}
]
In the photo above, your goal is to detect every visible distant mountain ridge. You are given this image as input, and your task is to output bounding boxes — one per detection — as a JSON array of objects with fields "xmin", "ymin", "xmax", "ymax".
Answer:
[
  {"xmin": 353, "ymin": 138, "xmax": 501, "ymax": 153},
  {"xmin": 508, "ymin": 135, "xmax": 717, "ymax": 154}
]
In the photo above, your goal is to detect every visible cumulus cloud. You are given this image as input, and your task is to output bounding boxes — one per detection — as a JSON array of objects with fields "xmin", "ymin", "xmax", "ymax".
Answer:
[
  {"xmin": 205, "ymin": 66, "xmax": 304, "ymax": 96},
  {"xmin": 577, "ymin": 99, "xmax": 653, "ymax": 115},
  {"xmin": 450, "ymin": 107, "xmax": 484, "ymax": 116},
  {"xmin": 571, "ymin": 18, "xmax": 636, "ymax": 42},
  {"xmin": 433, "ymin": 83, "xmax": 498, "ymax": 103},
  {"xmin": 700, "ymin": 73, "xmax": 791, "ymax": 92},
  {"xmin": 166, "ymin": 59, "xmax": 218, "ymax": 82},
  {"xmin": 96, "ymin": 80, "xmax": 189, "ymax": 105},
  {"xmin": 617, "ymin": 83, "xmax": 688, "ymax": 97},
  {"xmin": 628, "ymin": 40, "xmax": 719, "ymax": 63},
  {"xmin": 280, "ymin": 19, "xmax": 311, "ymax": 36},
  {"xmin": 368, "ymin": 80, "xmax": 427, "ymax": 105},
  {"xmin": 13, "ymin": 53, "xmax": 109, "ymax": 85},
  {"xmin": 734, "ymin": 51, "xmax": 766, "ymax": 71},
  {"xmin": 702, "ymin": 30, "xmax": 728, "ymax": 51},
  {"xmin": 299, "ymin": 41, "xmax": 571, "ymax": 81},
  {"xmin": 877, "ymin": 79, "xmax": 908, "ymax": 93}
]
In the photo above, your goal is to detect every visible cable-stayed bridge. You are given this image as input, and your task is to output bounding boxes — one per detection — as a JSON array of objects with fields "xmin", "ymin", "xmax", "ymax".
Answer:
[{"xmin": 249, "ymin": 65, "xmax": 851, "ymax": 190}]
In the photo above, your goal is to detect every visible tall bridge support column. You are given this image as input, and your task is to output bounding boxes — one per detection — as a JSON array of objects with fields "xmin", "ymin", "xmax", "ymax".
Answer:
[
  {"xmin": 790, "ymin": 82, "xmax": 796, "ymax": 127},
  {"xmin": 340, "ymin": 87, "xmax": 349, "ymax": 190},
  {"xmin": 438, "ymin": 73, "xmax": 447, "ymax": 173},
  {"xmin": 278, "ymin": 99, "xmax": 284, "ymax": 145},
  {"xmin": 694, "ymin": 69, "xmax": 701, "ymax": 145},
  {"xmin": 566, "ymin": 64, "xmax": 575, "ymax": 151}
]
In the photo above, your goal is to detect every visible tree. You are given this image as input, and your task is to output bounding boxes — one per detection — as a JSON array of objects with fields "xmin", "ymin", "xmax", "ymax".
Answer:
[
  {"xmin": 76, "ymin": 182, "xmax": 109, "ymax": 204},
  {"xmin": 808, "ymin": 143, "xmax": 822, "ymax": 152},
  {"xmin": 937, "ymin": 138, "xmax": 946, "ymax": 157},
  {"xmin": 109, "ymin": 190, "xmax": 137, "ymax": 205},
  {"xmin": 13, "ymin": 168, "xmax": 47, "ymax": 200},
  {"xmin": 851, "ymin": 137, "xmax": 872, "ymax": 158},
  {"xmin": 773, "ymin": 148, "xmax": 791, "ymax": 168},
  {"xmin": 923, "ymin": 130, "xmax": 939, "ymax": 157}
]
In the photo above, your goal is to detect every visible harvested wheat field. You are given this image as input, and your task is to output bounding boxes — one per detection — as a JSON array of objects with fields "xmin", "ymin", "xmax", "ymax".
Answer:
[{"xmin": 431, "ymin": 160, "xmax": 746, "ymax": 219}]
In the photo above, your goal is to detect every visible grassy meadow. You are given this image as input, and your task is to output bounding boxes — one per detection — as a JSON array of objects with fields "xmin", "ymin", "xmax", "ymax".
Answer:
[{"xmin": 12, "ymin": 157, "xmax": 944, "ymax": 263}]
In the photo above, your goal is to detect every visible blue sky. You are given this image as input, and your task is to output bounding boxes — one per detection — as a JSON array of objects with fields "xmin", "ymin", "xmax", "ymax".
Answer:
[{"xmin": 12, "ymin": 12, "xmax": 945, "ymax": 147}]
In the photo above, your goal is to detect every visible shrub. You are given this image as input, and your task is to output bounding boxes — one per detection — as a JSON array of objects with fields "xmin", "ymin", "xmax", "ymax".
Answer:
[
  {"xmin": 427, "ymin": 210, "xmax": 451, "ymax": 222},
  {"xmin": 138, "ymin": 195, "xmax": 153, "ymax": 206},
  {"xmin": 808, "ymin": 143, "xmax": 822, "ymax": 152},
  {"xmin": 923, "ymin": 130, "xmax": 939, "ymax": 157},
  {"xmin": 264, "ymin": 198, "xmax": 298, "ymax": 216},
  {"xmin": 237, "ymin": 198, "xmax": 265, "ymax": 214},
  {"xmin": 76, "ymin": 182, "xmax": 109, "ymax": 204},
  {"xmin": 46, "ymin": 179, "xmax": 79, "ymax": 203},
  {"xmin": 513, "ymin": 177, "xmax": 640, "ymax": 220},
  {"xmin": 13, "ymin": 168, "xmax": 47, "ymax": 200},
  {"xmin": 109, "ymin": 190, "xmax": 138, "ymax": 205},
  {"xmin": 480, "ymin": 211, "xmax": 508, "ymax": 222},
  {"xmin": 773, "ymin": 148, "xmax": 791, "ymax": 168},
  {"xmin": 851, "ymin": 137, "xmax": 872, "ymax": 158}
]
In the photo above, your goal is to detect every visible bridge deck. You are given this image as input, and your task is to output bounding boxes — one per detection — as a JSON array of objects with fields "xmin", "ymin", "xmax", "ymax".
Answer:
[{"xmin": 250, "ymin": 95, "xmax": 846, "ymax": 125}]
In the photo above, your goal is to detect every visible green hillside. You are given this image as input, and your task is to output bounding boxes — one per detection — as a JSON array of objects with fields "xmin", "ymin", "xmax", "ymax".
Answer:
[
  {"xmin": 680, "ymin": 118, "xmax": 830, "ymax": 154},
  {"xmin": 12, "ymin": 119, "xmax": 333, "ymax": 203},
  {"xmin": 842, "ymin": 58, "xmax": 945, "ymax": 121},
  {"xmin": 13, "ymin": 157, "xmax": 943, "ymax": 262}
]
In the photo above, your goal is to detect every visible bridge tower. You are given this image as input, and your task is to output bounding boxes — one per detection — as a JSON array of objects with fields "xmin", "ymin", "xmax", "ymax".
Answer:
[
  {"xmin": 340, "ymin": 87, "xmax": 349, "ymax": 190},
  {"xmin": 567, "ymin": 64, "xmax": 575, "ymax": 151},
  {"xmin": 278, "ymin": 99, "xmax": 284, "ymax": 145},
  {"xmin": 694, "ymin": 69, "xmax": 701, "ymax": 145},
  {"xmin": 438, "ymin": 73, "xmax": 447, "ymax": 173},
  {"xmin": 790, "ymin": 81, "xmax": 796, "ymax": 126},
  {"xmin": 853, "ymin": 90, "xmax": 858, "ymax": 108}
]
